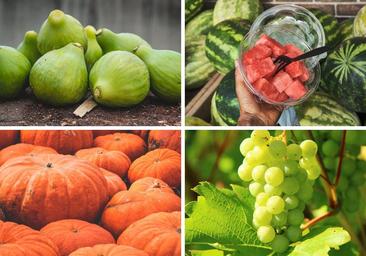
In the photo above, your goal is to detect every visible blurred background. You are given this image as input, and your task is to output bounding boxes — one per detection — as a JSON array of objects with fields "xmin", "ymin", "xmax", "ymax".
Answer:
[{"xmin": 0, "ymin": 0, "xmax": 181, "ymax": 51}]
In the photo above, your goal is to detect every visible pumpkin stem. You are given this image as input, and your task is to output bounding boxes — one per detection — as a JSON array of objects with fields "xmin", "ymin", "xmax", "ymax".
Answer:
[
  {"xmin": 152, "ymin": 182, "xmax": 161, "ymax": 188},
  {"xmin": 46, "ymin": 163, "xmax": 53, "ymax": 168},
  {"xmin": 177, "ymin": 227, "xmax": 181, "ymax": 234}
]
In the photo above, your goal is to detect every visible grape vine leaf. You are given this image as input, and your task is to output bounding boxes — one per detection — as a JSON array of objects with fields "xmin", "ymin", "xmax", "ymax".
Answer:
[
  {"xmin": 185, "ymin": 182, "xmax": 271, "ymax": 255},
  {"xmin": 287, "ymin": 227, "xmax": 351, "ymax": 256},
  {"xmin": 189, "ymin": 249, "xmax": 224, "ymax": 256}
]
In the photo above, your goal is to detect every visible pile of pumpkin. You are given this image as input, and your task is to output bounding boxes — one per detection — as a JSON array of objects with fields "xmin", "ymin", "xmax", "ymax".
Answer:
[{"xmin": 0, "ymin": 130, "xmax": 181, "ymax": 256}]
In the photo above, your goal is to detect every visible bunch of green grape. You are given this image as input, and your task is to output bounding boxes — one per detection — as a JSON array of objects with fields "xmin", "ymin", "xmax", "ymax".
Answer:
[{"xmin": 238, "ymin": 130, "xmax": 321, "ymax": 253}]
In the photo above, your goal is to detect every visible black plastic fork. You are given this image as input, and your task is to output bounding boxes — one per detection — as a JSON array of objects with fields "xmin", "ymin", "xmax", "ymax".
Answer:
[{"xmin": 273, "ymin": 45, "xmax": 332, "ymax": 76}]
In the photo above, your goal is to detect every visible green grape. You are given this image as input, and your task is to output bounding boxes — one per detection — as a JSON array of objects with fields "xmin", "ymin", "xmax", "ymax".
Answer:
[
  {"xmin": 296, "ymin": 169, "xmax": 308, "ymax": 183},
  {"xmin": 297, "ymin": 181, "xmax": 313, "ymax": 202},
  {"xmin": 257, "ymin": 225, "xmax": 275, "ymax": 243},
  {"xmin": 286, "ymin": 225, "xmax": 302, "ymax": 242},
  {"xmin": 253, "ymin": 218, "xmax": 260, "ymax": 228},
  {"xmin": 247, "ymin": 146, "xmax": 268, "ymax": 165},
  {"xmin": 299, "ymin": 157, "xmax": 318, "ymax": 170},
  {"xmin": 281, "ymin": 177, "xmax": 300, "ymax": 195},
  {"xmin": 297, "ymin": 201, "xmax": 306, "ymax": 212},
  {"xmin": 329, "ymin": 130, "xmax": 342, "ymax": 142},
  {"xmin": 252, "ymin": 165, "xmax": 267, "ymax": 183},
  {"xmin": 300, "ymin": 140, "xmax": 318, "ymax": 158},
  {"xmin": 321, "ymin": 140, "xmax": 339, "ymax": 157},
  {"xmin": 251, "ymin": 130, "xmax": 271, "ymax": 145},
  {"xmin": 266, "ymin": 196, "xmax": 285, "ymax": 214},
  {"xmin": 323, "ymin": 156, "xmax": 336, "ymax": 170},
  {"xmin": 283, "ymin": 160, "xmax": 300, "ymax": 176},
  {"xmin": 256, "ymin": 192, "xmax": 270, "ymax": 206},
  {"xmin": 345, "ymin": 187, "xmax": 360, "ymax": 199},
  {"xmin": 249, "ymin": 182, "xmax": 264, "ymax": 197},
  {"xmin": 306, "ymin": 165, "xmax": 321, "ymax": 180},
  {"xmin": 269, "ymin": 140, "xmax": 287, "ymax": 158},
  {"xmin": 240, "ymin": 138, "xmax": 254, "ymax": 156},
  {"xmin": 254, "ymin": 207, "xmax": 272, "ymax": 225},
  {"xmin": 264, "ymin": 184, "xmax": 282, "ymax": 196},
  {"xmin": 265, "ymin": 167, "xmax": 284, "ymax": 187},
  {"xmin": 272, "ymin": 212, "xmax": 287, "ymax": 228},
  {"xmin": 342, "ymin": 158, "xmax": 356, "ymax": 177},
  {"xmin": 337, "ymin": 178, "xmax": 349, "ymax": 192},
  {"xmin": 284, "ymin": 195, "xmax": 299, "ymax": 210},
  {"xmin": 238, "ymin": 162, "xmax": 253, "ymax": 181},
  {"xmin": 271, "ymin": 235, "xmax": 289, "ymax": 253},
  {"xmin": 287, "ymin": 144, "xmax": 302, "ymax": 160},
  {"xmin": 245, "ymin": 151, "xmax": 257, "ymax": 165},
  {"xmin": 350, "ymin": 171, "xmax": 365, "ymax": 186},
  {"xmin": 287, "ymin": 209, "xmax": 304, "ymax": 225}
]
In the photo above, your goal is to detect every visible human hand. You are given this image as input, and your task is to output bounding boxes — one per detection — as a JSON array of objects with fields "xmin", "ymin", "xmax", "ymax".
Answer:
[{"xmin": 235, "ymin": 61, "xmax": 282, "ymax": 126}]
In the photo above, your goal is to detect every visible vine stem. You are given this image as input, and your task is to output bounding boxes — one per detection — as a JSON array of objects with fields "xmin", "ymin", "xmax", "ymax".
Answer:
[
  {"xmin": 334, "ymin": 130, "xmax": 347, "ymax": 186},
  {"xmin": 302, "ymin": 210, "xmax": 334, "ymax": 230}
]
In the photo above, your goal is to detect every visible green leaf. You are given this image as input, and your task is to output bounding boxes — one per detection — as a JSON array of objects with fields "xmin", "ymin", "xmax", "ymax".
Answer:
[
  {"xmin": 190, "ymin": 249, "xmax": 224, "ymax": 256},
  {"xmin": 185, "ymin": 182, "xmax": 271, "ymax": 255},
  {"xmin": 288, "ymin": 227, "xmax": 351, "ymax": 256}
]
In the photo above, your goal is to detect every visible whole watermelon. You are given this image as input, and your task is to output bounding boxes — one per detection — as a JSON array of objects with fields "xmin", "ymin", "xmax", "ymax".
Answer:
[
  {"xmin": 213, "ymin": 70, "xmax": 240, "ymax": 125},
  {"xmin": 295, "ymin": 92, "xmax": 360, "ymax": 126},
  {"xmin": 211, "ymin": 92, "xmax": 229, "ymax": 126},
  {"xmin": 205, "ymin": 18, "xmax": 251, "ymax": 74},
  {"xmin": 354, "ymin": 5, "xmax": 366, "ymax": 36},
  {"xmin": 321, "ymin": 37, "xmax": 366, "ymax": 113},
  {"xmin": 213, "ymin": 0, "xmax": 262, "ymax": 25},
  {"xmin": 339, "ymin": 18, "xmax": 354, "ymax": 42},
  {"xmin": 186, "ymin": 10, "xmax": 213, "ymax": 48},
  {"xmin": 185, "ymin": 116, "xmax": 211, "ymax": 126},
  {"xmin": 185, "ymin": 0, "xmax": 204, "ymax": 23},
  {"xmin": 310, "ymin": 9, "xmax": 340, "ymax": 46}
]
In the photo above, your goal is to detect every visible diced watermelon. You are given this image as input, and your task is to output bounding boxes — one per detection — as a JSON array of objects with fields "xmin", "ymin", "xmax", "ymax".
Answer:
[
  {"xmin": 275, "ymin": 92, "xmax": 289, "ymax": 102},
  {"xmin": 245, "ymin": 57, "xmax": 276, "ymax": 84},
  {"xmin": 243, "ymin": 45, "xmax": 272, "ymax": 65},
  {"xmin": 271, "ymin": 71, "xmax": 293, "ymax": 93},
  {"xmin": 285, "ymin": 79, "xmax": 307, "ymax": 100},
  {"xmin": 253, "ymin": 78, "xmax": 270, "ymax": 91},
  {"xmin": 285, "ymin": 61, "xmax": 304, "ymax": 79},
  {"xmin": 284, "ymin": 44, "xmax": 304, "ymax": 56},
  {"xmin": 299, "ymin": 66, "xmax": 310, "ymax": 82},
  {"xmin": 256, "ymin": 34, "xmax": 285, "ymax": 57},
  {"xmin": 259, "ymin": 79, "xmax": 280, "ymax": 101}
]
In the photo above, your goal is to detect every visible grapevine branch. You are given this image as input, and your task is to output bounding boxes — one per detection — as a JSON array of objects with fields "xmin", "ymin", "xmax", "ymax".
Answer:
[
  {"xmin": 302, "ymin": 210, "xmax": 335, "ymax": 230},
  {"xmin": 334, "ymin": 131, "xmax": 347, "ymax": 186}
]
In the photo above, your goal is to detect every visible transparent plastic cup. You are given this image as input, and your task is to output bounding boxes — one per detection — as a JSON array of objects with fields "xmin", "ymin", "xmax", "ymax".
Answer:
[{"xmin": 238, "ymin": 4, "xmax": 326, "ymax": 107}]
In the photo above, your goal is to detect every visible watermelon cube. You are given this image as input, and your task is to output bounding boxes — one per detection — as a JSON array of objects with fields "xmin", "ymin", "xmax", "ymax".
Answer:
[
  {"xmin": 285, "ymin": 61, "xmax": 305, "ymax": 79},
  {"xmin": 258, "ymin": 79, "xmax": 280, "ymax": 101},
  {"xmin": 245, "ymin": 57, "xmax": 276, "ymax": 84},
  {"xmin": 243, "ymin": 45, "xmax": 272, "ymax": 65},
  {"xmin": 253, "ymin": 78, "xmax": 270, "ymax": 92},
  {"xmin": 299, "ymin": 66, "xmax": 310, "ymax": 82},
  {"xmin": 256, "ymin": 34, "xmax": 285, "ymax": 57},
  {"xmin": 271, "ymin": 71, "xmax": 293, "ymax": 93},
  {"xmin": 275, "ymin": 92, "xmax": 289, "ymax": 102},
  {"xmin": 285, "ymin": 79, "xmax": 307, "ymax": 100},
  {"xmin": 284, "ymin": 44, "xmax": 304, "ymax": 56}
]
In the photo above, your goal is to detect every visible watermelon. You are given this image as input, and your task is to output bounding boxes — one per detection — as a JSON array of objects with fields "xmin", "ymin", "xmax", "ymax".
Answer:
[
  {"xmin": 213, "ymin": 0, "xmax": 262, "ymax": 25},
  {"xmin": 186, "ymin": 10, "xmax": 214, "ymax": 47},
  {"xmin": 255, "ymin": 34, "xmax": 285, "ymax": 57},
  {"xmin": 354, "ymin": 5, "xmax": 366, "ymax": 37},
  {"xmin": 185, "ymin": 0, "xmax": 204, "ymax": 23},
  {"xmin": 321, "ymin": 37, "xmax": 366, "ymax": 113},
  {"xmin": 243, "ymin": 44, "xmax": 272, "ymax": 65},
  {"xmin": 213, "ymin": 70, "xmax": 240, "ymax": 126},
  {"xmin": 339, "ymin": 18, "xmax": 354, "ymax": 42},
  {"xmin": 185, "ymin": 116, "xmax": 211, "ymax": 126},
  {"xmin": 245, "ymin": 57, "xmax": 276, "ymax": 84},
  {"xmin": 272, "ymin": 71, "xmax": 293, "ymax": 93},
  {"xmin": 295, "ymin": 92, "xmax": 360, "ymax": 126},
  {"xmin": 205, "ymin": 18, "xmax": 251, "ymax": 74},
  {"xmin": 211, "ymin": 92, "xmax": 229, "ymax": 126},
  {"xmin": 310, "ymin": 9, "xmax": 340, "ymax": 46},
  {"xmin": 186, "ymin": 36, "xmax": 216, "ymax": 90}
]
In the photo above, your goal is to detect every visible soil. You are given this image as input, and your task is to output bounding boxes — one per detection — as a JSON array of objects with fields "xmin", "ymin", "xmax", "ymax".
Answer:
[{"xmin": 0, "ymin": 91, "xmax": 181, "ymax": 126}]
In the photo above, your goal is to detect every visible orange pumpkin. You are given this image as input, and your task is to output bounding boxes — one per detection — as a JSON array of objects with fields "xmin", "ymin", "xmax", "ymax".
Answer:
[
  {"xmin": 148, "ymin": 130, "xmax": 181, "ymax": 153},
  {"xmin": 20, "ymin": 130, "xmax": 94, "ymax": 154},
  {"xmin": 101, "ymin": 190, "xmax": 180, "ymax": 237},
  {"xmin": 75, "ymin": 147, "xmax": 131, "ymax": 177},
  {"xmin": 0, "ymin": 154, "xmax": 109, "ymax": 229},
  {"xmin": 40, "ymin": 219, "xmax": 115, "ymax": 256},
  {"xmin": 0, "ymin": 130, "xmax": 19, "ymax": 149},
  {"xmin": 101, "ymin": 168, "xmax": 127, "ymax": 198},
  {"xmin": 129, "ymin": 177, "xmax": 174, "ymax": 194},
  {"xmin": 128, "ymin": 149, "xmax": 181, "ymax": 188},
  {"xmin": 94, "ymin": 133, "xmax": 146, "ymax": 161},
  {"xmin": 93, "ymin": 130, "xmax": 121, "ymax": 138},
  {"xmin": 0, "ymin": 220, "xmax": 59, "ymax": 256},
  {"xmin": 118, "ymin": 212, "xmax": 181, "ymax": 256},
  {"xmin": 69, "ymin": 244, "xmax": 148, "ymax": 256},
  {"xmin": 129, "ymin": 130, "xmax": 149, "ymax": 141},
  {"xmin": 0, "ymin": 143, "xmax": 57, "ymax": 166}
]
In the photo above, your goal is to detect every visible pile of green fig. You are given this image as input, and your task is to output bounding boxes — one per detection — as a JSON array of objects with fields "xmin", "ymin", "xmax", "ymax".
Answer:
[{"xmin": 0, "ymin": 9, "xmax": 181, "ymax": 107}]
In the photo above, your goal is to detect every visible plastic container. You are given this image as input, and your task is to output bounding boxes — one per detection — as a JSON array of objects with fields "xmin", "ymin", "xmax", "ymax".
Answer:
[{"xmin": 238, "ymin": 4, "xmax": 326, "ymax": 107}]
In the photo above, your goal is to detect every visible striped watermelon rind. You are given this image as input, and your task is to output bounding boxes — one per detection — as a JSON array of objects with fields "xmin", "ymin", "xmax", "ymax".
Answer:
[
  {"xmin": 354, "ymin": 5, "xmax": 366, "ymax": 36},
  {"xmin": 213, "ymin": 0, "xmax": 262, "ymax": 25},
  {"xmin": 310, "ymin": 9, "xmax": 340, "ymax": 46},
  {"xmin": 186, "ymin": 36, "xmax": 216, "ymax": 90},
  {"xmin": 185, "ymin": 116, "xmax": 211, "ymax": 126},
  {"xmin": 321, "ymin": 37, "xmax": 366, "ymax": 113},
  {"xmin": 295, "ymin": 92, "xmax": 360, "ymax": 126},
  {"xmin": 186, "ymin": 10, "xmax": 214, "ymax": 48},
  {"xmin": 205, "ymin": 18, "xmax": 251, "ymax": 74},
  {"xmin": 339, "ymin": 18, "xmax": 354, "ymax": 42},
  {"xmin": 185, "ymin": 0, "xmax": 204, "ymax": 23},
  {"xmin": 211, "ymin": 92, "xmax": 228, "ymax": 126},
  {"xmin": 214, "ymin": 70, "xmax": 240, "ymax": 126}
]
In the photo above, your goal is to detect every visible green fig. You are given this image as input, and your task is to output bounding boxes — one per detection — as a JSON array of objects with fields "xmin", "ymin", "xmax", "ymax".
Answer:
[
  {"xmin": 89, "ymin": 51, "xmax": 150, "ymax": 107},
  {"xmin": 17, "ymin": 31, "xmax": 42, "ymax": 65},
  {"xmin": 96, "ymin": 28, "xmax": 151, "ymax": 53},
  {"xmin": 84, "ymin": 25, "xmax": 103, "ymax": 71},
  {"xmin": 30, "ymin": 43, "xmax": 88, "ymax": 106},
  {"xmin": 37, "ymin": 9, "xmax": 87, "ymax": 54},
  {"xmin": 0, "ymin": 46, "xmax": 31, "ymax": 99},
  {"xmin": 135, "ymin": 46, "xmax": 181, "ymax": 103}
]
